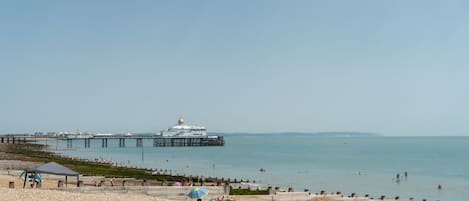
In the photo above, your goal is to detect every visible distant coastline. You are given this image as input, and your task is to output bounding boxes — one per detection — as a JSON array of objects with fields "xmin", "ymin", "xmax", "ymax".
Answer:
[
  {"xmin": 77, "ymin": 132, "xmax": 380, "ymax": 138},
  {"xmin": 211, "ymin": 132, "xmax": 380, "ymax": 137}
]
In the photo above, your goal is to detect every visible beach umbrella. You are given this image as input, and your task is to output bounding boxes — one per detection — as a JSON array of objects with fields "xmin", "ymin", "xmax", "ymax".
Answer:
[{"xmin": 187, "ymin": 187, "xmax": 209, "ymax": 199}]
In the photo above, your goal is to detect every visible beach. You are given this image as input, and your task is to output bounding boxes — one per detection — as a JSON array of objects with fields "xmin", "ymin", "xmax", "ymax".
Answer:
[
  {"xmin": 1, "ymin": 137, "xmax": 464, "ymax": 201},
  {"xmin": 0, "ymin": 153, "xmax": 384, "ymax": 201},
  {"xmin": 0, "ymin": 142, "xmax": 410, "ymax": 201},
  {"xmin": 0, "ymin": 169, "xmax": 363, "ymax": 201}
]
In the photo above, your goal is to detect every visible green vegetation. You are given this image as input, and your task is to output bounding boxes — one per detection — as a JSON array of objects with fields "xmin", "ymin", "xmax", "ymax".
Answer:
[
  {"xmin": 2, "ymin": 143, "xmax": 267, "ymax": 195},
  {"xmin": 230, "ymin": 187, "xmax": 269, "ymax": 195},
  {"xmin": 3, "ymin": 143, "xmax": 183, "ymax": 181}
]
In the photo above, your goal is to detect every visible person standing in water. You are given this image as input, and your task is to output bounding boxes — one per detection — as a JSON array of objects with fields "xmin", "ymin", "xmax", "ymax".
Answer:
[{"xmin": 404, "ymin": 171, "xmax": 408, "ymax": 181}]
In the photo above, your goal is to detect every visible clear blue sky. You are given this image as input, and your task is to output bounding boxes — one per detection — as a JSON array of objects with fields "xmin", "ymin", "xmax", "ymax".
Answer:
[{"xmin": 1, "ymin": 1, "xmax": 468, "ymax": 135}]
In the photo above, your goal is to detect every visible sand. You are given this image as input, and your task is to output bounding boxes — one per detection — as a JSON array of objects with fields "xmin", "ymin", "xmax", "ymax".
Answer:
[
  {"xmin": 0, "ymin": 188, "xmax": 171, "ymax": 201},
  {"xmin": 0, "ymin": 171, "xmax": 404, "ymax": 201}
]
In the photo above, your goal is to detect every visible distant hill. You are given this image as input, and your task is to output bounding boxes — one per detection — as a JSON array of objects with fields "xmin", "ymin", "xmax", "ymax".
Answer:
[
  {"xmin": 129, "ymin": 131, "xmax": 380, "ymax": 137},
  {"xmin": 210, "ymin": 132, "xmax": 380, "ymax": 137}
]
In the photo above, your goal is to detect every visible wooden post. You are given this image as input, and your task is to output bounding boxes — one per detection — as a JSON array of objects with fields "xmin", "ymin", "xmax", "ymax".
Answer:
[{"xmin": 223, "ymin": 181, "xmax": 230, "ymax": 195}]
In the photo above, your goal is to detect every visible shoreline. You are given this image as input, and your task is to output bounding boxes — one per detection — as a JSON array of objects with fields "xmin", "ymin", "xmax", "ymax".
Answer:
[
  {"xmin": 0, "ymin": 143, "xmax": 227, "ymax": 185},
  {"xmin": 0, "ymin": 142, "xmax": 415, "ymax": 201}
]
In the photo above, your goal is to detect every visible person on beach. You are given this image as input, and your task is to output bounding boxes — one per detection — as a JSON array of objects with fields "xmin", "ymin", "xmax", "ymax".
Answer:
[
  {"xmin": 395, "ymin": 173, "xmax": 400, "ymax": 183},
  {"xmin": 438, "ymin": 184, "xmax": 442, "ymax": 190},
  {"xmin": 404, "ymin": 171, "xmax": 408, "ymax": 180}
]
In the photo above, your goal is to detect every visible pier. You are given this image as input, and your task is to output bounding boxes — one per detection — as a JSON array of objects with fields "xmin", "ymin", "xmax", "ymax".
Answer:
[
  {"xmin": 0, "ymin": 133, "xmax": 224, "ymax": 148},
  {"xmin": 57, "ymin": 136, "xmax": 224, "ymax": 148},
  {"xmin": 0, "ymin": 135, "xmax": 28, "ymax": 144}
]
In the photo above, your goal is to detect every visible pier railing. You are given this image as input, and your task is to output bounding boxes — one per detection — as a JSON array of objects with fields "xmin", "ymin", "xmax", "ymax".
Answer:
[{"xmin": 0, "ymin": 135, "xmax": 224, "ymax": 148}]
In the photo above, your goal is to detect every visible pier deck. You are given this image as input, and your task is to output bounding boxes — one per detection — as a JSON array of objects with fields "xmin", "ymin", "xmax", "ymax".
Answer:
[
  {"xmin": 61, "ymin": 136, "xmax": 225, "ymax": 148},
  {"xmin": 0, "ymin": 135, "xmax": 224, "ymax": 148}
]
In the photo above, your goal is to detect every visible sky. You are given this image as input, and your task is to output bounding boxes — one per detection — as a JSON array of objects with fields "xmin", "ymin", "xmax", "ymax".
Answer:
[{"xmin": 1, "ymin": 0, "xmax": 469, "ymax": 136}]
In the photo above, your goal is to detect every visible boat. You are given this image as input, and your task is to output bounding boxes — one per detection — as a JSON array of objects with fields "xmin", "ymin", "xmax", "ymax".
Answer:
[
  {"xmin": 156, "ymin": 117, "xmax": 208, "ymax": 138},
  {"xmin": 153, "ymin": 117, "xmax": 224, "ymax": 146}
]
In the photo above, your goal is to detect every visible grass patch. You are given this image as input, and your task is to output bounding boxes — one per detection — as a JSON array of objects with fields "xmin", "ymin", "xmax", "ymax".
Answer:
[
  {"xmin": 2, "ymin": 143, "xmax": 184, "ymax": 181},
  {"xmin": 2, "ymin": 143, "xmax": 264, "ymax": 195},
  {"xmin": 230, "ymin": 187, "xmax": 269, "ymax": 195}
]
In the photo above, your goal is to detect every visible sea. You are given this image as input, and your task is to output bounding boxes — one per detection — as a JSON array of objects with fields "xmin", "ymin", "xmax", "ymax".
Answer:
[{"xmin": 39, "ymin": 134, "xmax": 469, "ymax": 201}]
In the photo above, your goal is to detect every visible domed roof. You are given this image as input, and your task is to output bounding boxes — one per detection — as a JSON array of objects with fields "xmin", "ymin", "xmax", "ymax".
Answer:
[{"xmin": 178, "ymin": 117, "xmax": 184, "ymax": 125}]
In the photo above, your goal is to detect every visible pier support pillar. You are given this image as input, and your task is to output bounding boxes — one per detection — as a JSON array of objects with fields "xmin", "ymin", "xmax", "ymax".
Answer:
[
  {"xmin": 67, "ymin": 139, "xmax": 73, "ymax": 148},
  {"xmin": 1, "ymin": 137, "xmax": 3, "ymax": 143},
  {"xmin": 84, "ymin": 139, "xmax": 91, "ymax": 148},
  {"xmin": 136, "ymin": 138, "xmax": 143, "ymax": 147},
  {"xmin": 67, "ymin": 139, "xmax": 72, "ymax": 148},
  {"xmin": 119, "ymin": 138, "xmax": 125, "ymax": 147},
  {"xmin": 6, "ymin": 137, "xmax": 9, "ymax": 144},
  {"xmin": 223, "ymin": 182, "xmax": 230, "ymax": 195},
  {"xmin": 101, "ymin": 139, "xmax": 108, "ymax": 148}
]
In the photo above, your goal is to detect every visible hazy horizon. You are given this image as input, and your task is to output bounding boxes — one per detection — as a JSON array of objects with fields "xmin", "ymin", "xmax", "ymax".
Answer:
[
  {"xmin": 1, "ymin": 1, "xmax": 469, "ymax": 136},
  {"xmin": 3, "ymin": 130, "xmax": 468, "ymax": 137}
]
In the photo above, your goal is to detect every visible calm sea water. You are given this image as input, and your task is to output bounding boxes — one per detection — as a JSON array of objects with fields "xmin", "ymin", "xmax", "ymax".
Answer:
[{"xmin": 43, "ymin": 135, "xmax": 469, "ymax": 201}]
